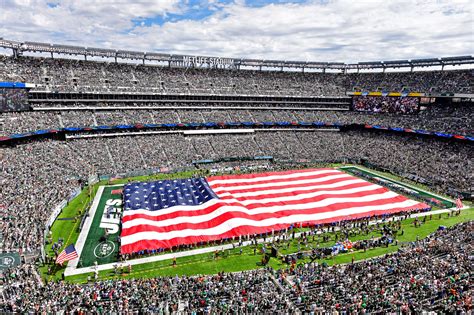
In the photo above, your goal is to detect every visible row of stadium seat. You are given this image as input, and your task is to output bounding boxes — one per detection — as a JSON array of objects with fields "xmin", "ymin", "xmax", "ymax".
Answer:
[
  {"xmin": 1, "ymin": 103, "xmax": 473, "ymax": 136},
  {"xmin": 1, "ymin": 55, "xmax": 472, "ymax": 95}
]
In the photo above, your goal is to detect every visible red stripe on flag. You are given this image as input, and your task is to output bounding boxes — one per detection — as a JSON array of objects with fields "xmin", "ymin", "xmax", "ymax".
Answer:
[
  {"xmin": 217, "ymin": 181, "xmax": 375, "ymax": 201},
  {"xmin": 120, "ymin": 168, "xmax": 429, "ymax": 254},
  {"xmin": 210, "ymin": 175, "xmax": 357, "ymax": 194},
  {"xmin": 120, "ymin": 203, "xmax": 427, "ymax": 253},
  {"xmin": 208, "ymin": 171, "xmax": 343, "ymax": 189},
  {"xmin": 122, "ymin": 186, "xmax": 391, "ymax": 224},
  {"xmin": 207, "ymin": 168, "xmax": 334, "ymax": 181},
  {"xmin": 56, "ymin": 252, "xmax": 78, "ymax": 265},
  {"xmin": 121, "ymin": 178, "xmax": 373, "ymax": 222},
  {"xmin": 121, "ymin": 195, "xmax": 412, "ymax": 236}
]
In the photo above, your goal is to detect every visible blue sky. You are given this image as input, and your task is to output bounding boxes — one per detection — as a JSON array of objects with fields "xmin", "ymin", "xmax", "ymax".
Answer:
[
  {"xmin": 130, "ymin": 1, "xmax": 309, "ymax": 28},
  {"xmin": 1, "ymin": 0, "xmax": 473, "ymax": 62}
]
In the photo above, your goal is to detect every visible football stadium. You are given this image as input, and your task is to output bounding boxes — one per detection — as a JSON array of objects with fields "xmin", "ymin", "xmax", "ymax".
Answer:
[{"xmin": 1, "ymin": 1, "xmax": 473, "ymax": 313}]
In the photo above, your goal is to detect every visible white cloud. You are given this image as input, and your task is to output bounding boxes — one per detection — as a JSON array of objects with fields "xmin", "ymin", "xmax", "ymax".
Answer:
[{"xmin": 0, "ymin": 0, "xmax": 472, "ymax": 62}]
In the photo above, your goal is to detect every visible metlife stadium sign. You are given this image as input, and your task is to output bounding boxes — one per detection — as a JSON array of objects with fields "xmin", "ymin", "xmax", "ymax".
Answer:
[{"xmin": 182, "ymin": 55, "xmax": 235, "ymax": 67}]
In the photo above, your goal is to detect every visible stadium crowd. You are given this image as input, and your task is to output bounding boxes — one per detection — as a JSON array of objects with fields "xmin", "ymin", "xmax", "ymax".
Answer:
[
  {"xmin": 0, "ymin": 53, "xmax": 472, "ymax": 313},
  {"xmin": 283, "ymin": 221, "xmax": 473, "ymax": 313},
  {"xmin": 1, "ymin": 130, "xmax": 472, "ymax": 254},
  {"xmin": 1, "ymin": 55, "xmax": 472, "ymax": 95},
  {"xmin": 352, "ymin": 96, "xmax": 419, "ymax": 114},
  {"xmin": 1, "ymin": 221, "xmax": 471, "ymax": 313},
  {"xmin": 1, "ymin": 266, "xmax": 290, "ymax": 313},
  {"xmin": 1, "ymin": 101, "xmax": 473, "ymax": 136},
  {"xmin": 1, "ymin": 54, "xmax": 473, "ymax": 138}
]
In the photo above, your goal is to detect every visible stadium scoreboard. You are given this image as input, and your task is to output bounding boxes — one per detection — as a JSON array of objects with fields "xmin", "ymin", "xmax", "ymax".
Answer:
[{"xmin": 352, "ymin": 95, "xmax": 420, "ymax": 114}]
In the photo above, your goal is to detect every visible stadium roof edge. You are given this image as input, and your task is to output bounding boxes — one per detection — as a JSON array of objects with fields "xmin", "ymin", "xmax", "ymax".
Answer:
[{"xmin": 1, "ymin": 38, "xmax": 473, "ymax": 71}]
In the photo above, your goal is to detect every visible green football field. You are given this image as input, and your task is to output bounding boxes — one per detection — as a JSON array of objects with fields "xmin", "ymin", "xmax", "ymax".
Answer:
[
  {"xmin": 78, "ymin": 185, "xmax": 122, "ymax": 268},
  {"xmin": 42, "ymin": 165, "xmax": 473, "ymax": 283}
]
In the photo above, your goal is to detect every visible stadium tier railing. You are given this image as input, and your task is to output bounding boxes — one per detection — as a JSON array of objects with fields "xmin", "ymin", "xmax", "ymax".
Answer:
[{"xmin": 1, "ymin": 121, "xmax": 472, "ymax": 144}]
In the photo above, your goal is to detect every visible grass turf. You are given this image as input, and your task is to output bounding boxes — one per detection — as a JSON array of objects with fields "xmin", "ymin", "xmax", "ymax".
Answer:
[
  {"xmin": 77, "ymin": 186, "xmax": 121, "ymax": 267},
  {"xmin": 62, "ymin": 208, "xmax": 473, "ymax": 284},
  {"xmin": 42, "ymin": 165, "xmax": 470, "ymax": 283},
  {"xmin": 346, "ymin": 165, "xmax": 456, "ymax": 202},
  {"xmin": 39, "ymin": 184, "xmax": 100, "ymax": 280}
]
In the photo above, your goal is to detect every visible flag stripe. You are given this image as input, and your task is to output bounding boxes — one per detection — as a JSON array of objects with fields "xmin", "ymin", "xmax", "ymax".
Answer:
[
  {"xmin": 121, "ymin": 195, "xmax": 411, "ymax": 234},
  {"xmin": 122, "ymin": 179, "xmax": 376, "ymax": 221},
  {"xmin": 208, "ymin": 169, "xmax": 342, "ymax": 188},
  {"xmin": 209, "ymin": 173, "xmax": 353, "ymax": 193},
  {"xmin": 120, "ymin": 202, "xmax": 423, "ymax": 251},
  {"xmin": 216, "ymin": 181, "xmax": 378, "ymax": 202},
  {"xmin": 122, "ymin": 187, "xmax": 396, "ymax": 226},
  {"xmin": 120, "ymin": 168, "xmax": 429, "ymax": 254},
  {"xmin": 55, "ymin": 244, "xmax": 78, "ymax": 265},
  {"xmin": 207, "ymin": 168, "xmax": 335, "ymax": 183},
  {"xmin": 212, "ymin": 177, "xmax": 366, "ymax": 196}
]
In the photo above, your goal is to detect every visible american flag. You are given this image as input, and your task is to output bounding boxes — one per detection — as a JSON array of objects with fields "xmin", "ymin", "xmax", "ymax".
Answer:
[
  {"xmin": 56, "ymin": 244, "xmax": 78, "ymax": 265},
  {"xmin": 120, "ymin": 168, "xmax": 429, "ymax": 254}
]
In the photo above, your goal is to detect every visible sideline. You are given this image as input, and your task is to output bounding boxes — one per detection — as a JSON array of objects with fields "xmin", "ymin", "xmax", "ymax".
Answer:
[
  {"xmin": 64, "ymin": 205, "xmax": 460, "ymax": 277},
  {"xmin": 339, "ymin": 165, "xmax": 455, "ymax": 204}
]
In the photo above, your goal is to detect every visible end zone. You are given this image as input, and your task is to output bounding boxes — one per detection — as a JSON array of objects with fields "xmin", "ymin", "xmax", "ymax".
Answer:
[{"xmin": 65, "ymin": 185, "xmax": 123, "ymax": 276}]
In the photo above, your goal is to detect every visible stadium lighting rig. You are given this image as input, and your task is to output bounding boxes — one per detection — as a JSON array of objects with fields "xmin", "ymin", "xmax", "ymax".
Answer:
[{"xmin": 1, "ymin": 38, "xmax": 473, "ymax": 72}]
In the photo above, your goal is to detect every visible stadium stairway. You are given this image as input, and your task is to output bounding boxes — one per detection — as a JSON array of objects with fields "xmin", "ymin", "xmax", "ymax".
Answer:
[
  {"xmin": 267, "ymin": 272, "xmax": 301, "ymax": 314},
  {"xmin": 104, "ymin": 142, "xmax": 116, "ymax": 168}
]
